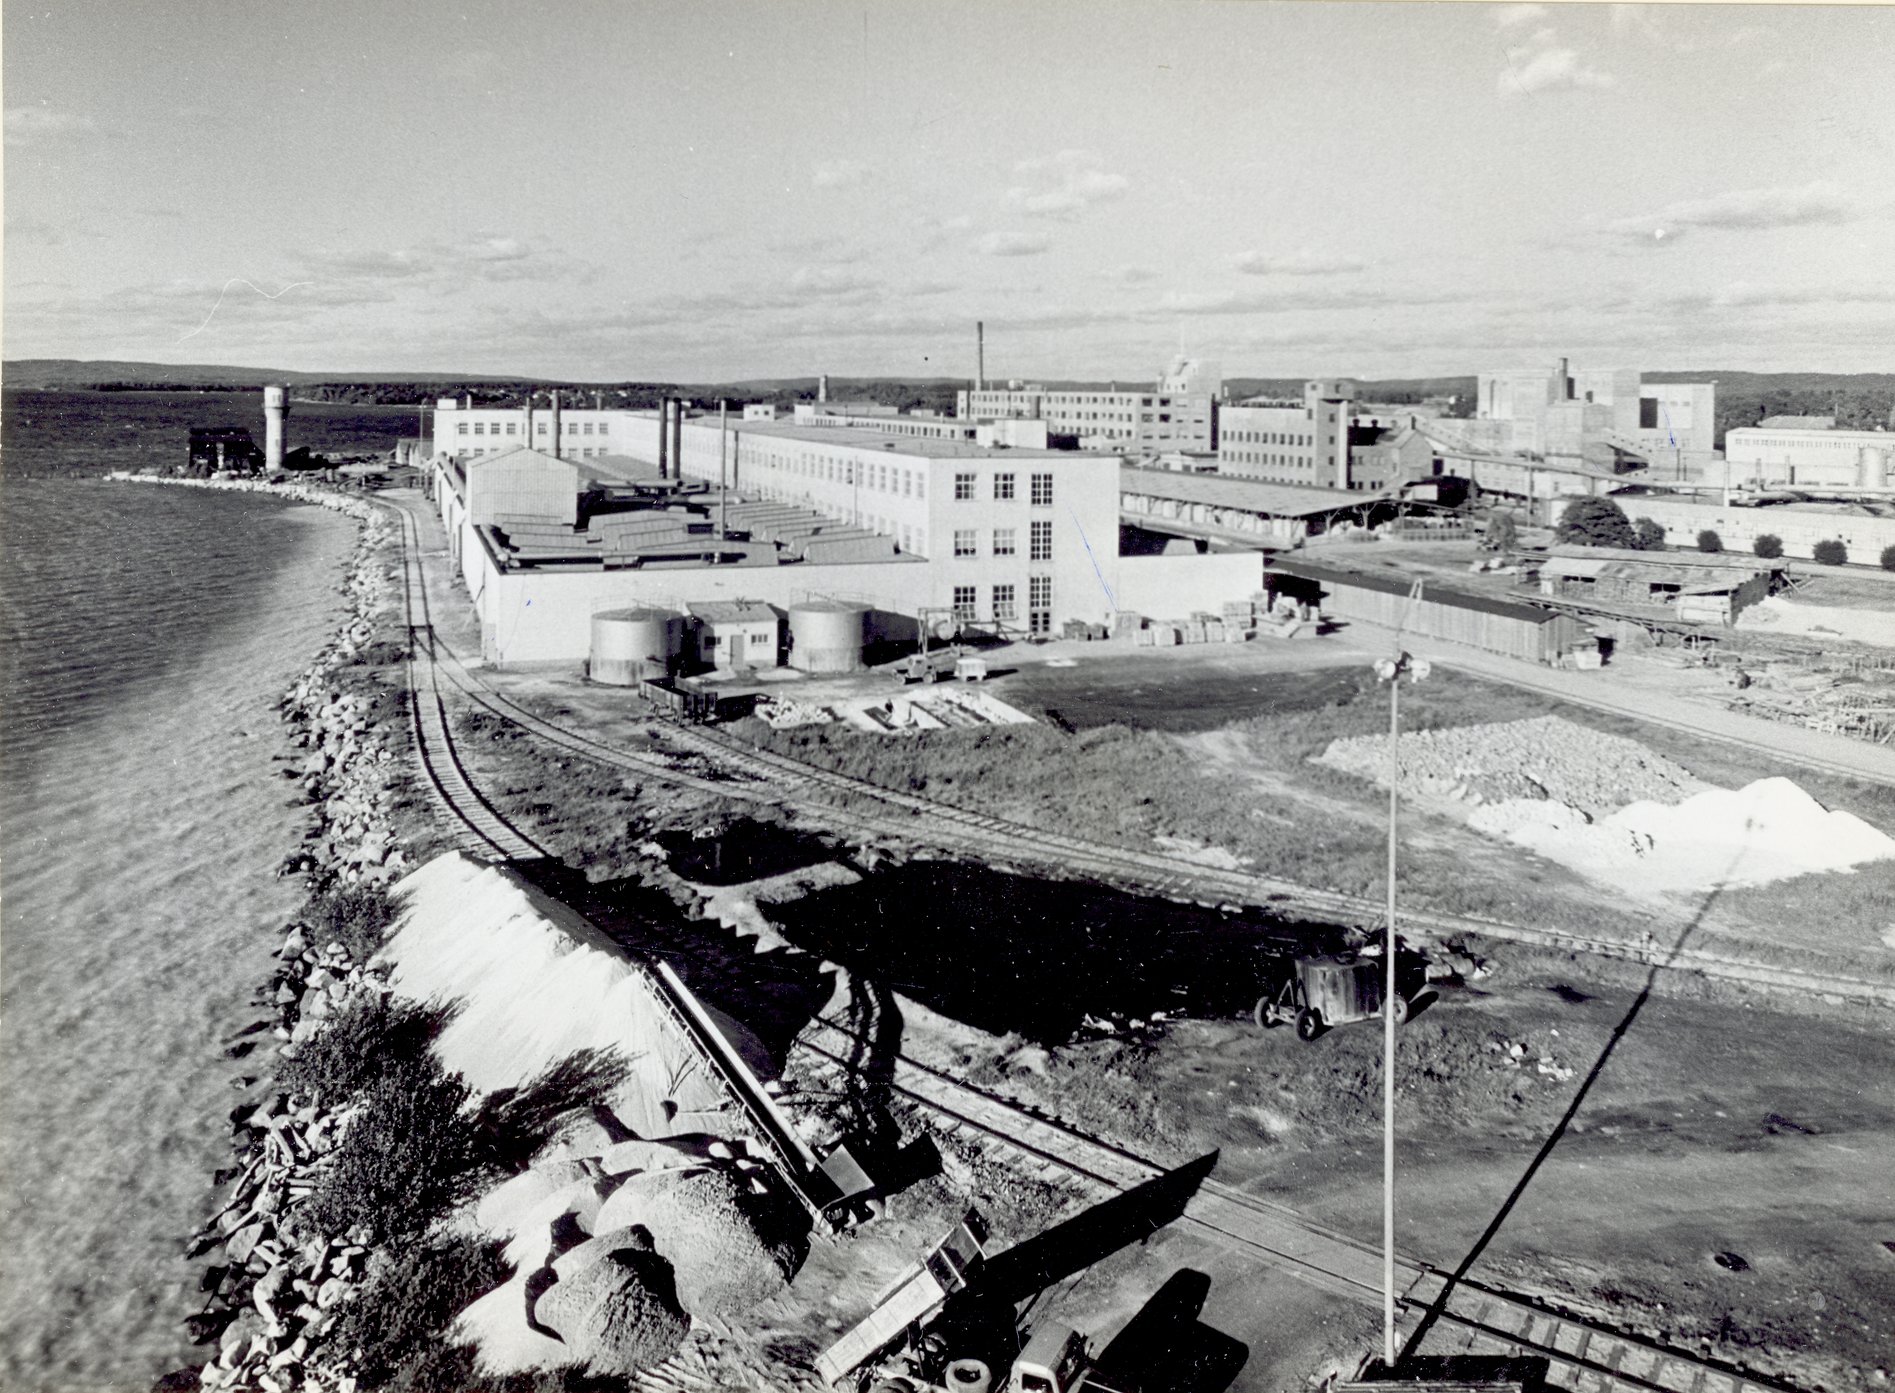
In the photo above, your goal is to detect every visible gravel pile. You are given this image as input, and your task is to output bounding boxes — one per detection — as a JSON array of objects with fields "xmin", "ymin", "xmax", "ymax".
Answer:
[
  {"xmin": 614, "ymin": 1166, "xmax": 806, "ymax": 1318},
  {"xmin": 1315, "ymin": 715, "xmax": 1706, "ymax": 817}
]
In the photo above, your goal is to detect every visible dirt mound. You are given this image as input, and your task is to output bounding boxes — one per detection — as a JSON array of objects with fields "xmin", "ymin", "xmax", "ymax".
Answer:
[
  {"xmin": 606, "ymin": 1165, "xmax": 807, "ymax": 1318},
  {"xmin": 534, "ymin": 1239, "xmax": 689, "ymax": 1376},
  {"xmin": 1316, "ymin": 715, "xmax": 1704, "ymax": 817}
]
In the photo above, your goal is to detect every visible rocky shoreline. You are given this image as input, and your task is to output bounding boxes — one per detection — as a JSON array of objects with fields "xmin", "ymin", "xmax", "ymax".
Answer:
[{"xmin": 113, "ymin": 474, "xmax": 424, "ymax": 1392}]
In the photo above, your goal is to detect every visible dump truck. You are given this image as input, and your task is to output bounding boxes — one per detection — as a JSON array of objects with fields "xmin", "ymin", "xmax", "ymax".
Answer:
[
  {"xmin": 815, "ymin": 1210, "xmax": 990, "ymax": 1387},
  {"xmin": 1254, "ymin": 950, "xmax": 1426, "ymax": 1042}
]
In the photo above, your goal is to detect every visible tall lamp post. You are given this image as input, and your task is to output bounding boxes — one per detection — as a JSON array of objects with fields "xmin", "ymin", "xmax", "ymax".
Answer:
[{"xmin": 1372, "ymin": 640, "xmax": 1428, "ymax": 1367}]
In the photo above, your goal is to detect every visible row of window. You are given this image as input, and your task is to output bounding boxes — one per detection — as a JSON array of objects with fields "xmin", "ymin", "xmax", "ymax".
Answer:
[
  {"xmin": 743, "ymin": 447, "xmax": 928, "ymax": 499},
  {"xmin": 953, "ymin": 471, "xmax": 1054, "ymax": 504},
  {"xmin": 950, "ymin": 576, "xmax": 1054, "ymax": 623},
  {"xmin": 1225, "ymin": 429, "xmax": 1311, "ymax": 447},
  {"xmin": 457, "ymin": 420, "xmax": 605, "ymax": 437},
  {"xmin": 950, "ymin": 521, "xmax": 1053, "ymax": 559}
]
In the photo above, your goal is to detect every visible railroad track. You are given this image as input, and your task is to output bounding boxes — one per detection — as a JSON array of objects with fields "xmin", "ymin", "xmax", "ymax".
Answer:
[
  {"xmin": 382, "ymin": 510, "xmax": 1894, "ymax": 1009},
  {"xmin": 797, "ymin": 1017, "xmax": 1805, "ymax": 1393},
  {"xmin": 379, "ymin": 498, "xmax": 1815, "ymax": 1393}
]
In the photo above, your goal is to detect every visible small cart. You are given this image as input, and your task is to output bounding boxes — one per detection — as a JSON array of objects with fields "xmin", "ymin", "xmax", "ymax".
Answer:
[{"xmin": 1256, "ymin": 952, "xmax": 1412, "ymax": 1042}]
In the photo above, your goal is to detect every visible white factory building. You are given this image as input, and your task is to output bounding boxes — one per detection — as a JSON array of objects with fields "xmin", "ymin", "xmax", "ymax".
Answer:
[
  {"xmin": 1723, "ymin": 417, "xmax": 1895, "ymax": 490},
  {"xmin": 955, "ymin": 356, "xmax": 1222, "ymax": 455},
  {"xmin": 428, "ymin": 401, "xmax": 1260, "ymax": 667},
  {"xmin": 1470, "ymin": 360, "xmax": 1716, "ymax": 472}
]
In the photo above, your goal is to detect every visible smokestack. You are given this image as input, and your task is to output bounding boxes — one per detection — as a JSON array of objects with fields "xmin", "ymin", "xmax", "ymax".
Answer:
[
  {"xmin": 977, "ymin": 321, "xmax": 985, "ymax": 392},
  {"xmin": 524, "ymin": 393, "xmax": 534, "ymax": 449},
  {"xmin": 657, "ymin": 398, "xmax": 670, "ymax": 479},
  {"xmin": 1559, "ymin": 357, "xmax": 1571, "ymax": 400},
  {"xmin": 671, "ymin": 398, "xmax": 684, "ymax": 478},
  {"xmin": 818, "ymin": 374, "xmax": 829, "ymax": 404},
  {"xmin": 550, "ymin": 390, "xmax": 563, "ymax": 460},
  {"xmin": 718, "ymin": 400, "xmax": 728, "ymax": 541},
  {"xmin": 263, "ymin": 385, "xmax": 289, "ymax": 471}
]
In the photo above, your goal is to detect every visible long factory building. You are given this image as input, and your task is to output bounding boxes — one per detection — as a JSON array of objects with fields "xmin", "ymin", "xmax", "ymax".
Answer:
[{"xmin": 428, "ymin": 400, "xmax": 1261, "ymax": 666}]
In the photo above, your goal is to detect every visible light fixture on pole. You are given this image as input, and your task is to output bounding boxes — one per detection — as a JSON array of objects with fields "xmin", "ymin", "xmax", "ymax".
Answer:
[{"xmin": 1372, "ymin": 631, "xmax": 1428, "ymax": 1368}]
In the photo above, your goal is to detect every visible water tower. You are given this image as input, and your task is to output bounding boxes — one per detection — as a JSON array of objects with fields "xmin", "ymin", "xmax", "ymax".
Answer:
[{"xmin": 263, "ymin": 385, "xmax": 290, "ymax": 470}]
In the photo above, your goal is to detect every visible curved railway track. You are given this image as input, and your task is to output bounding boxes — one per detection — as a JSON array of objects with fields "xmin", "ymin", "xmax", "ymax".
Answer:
[{"xmin": 381, "ymin": 497, "xmax": 1816, "ymax": 1393}]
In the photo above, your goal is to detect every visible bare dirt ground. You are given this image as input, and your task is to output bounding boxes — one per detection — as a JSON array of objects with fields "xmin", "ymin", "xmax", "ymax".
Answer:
[{"xmin": 394, "ymin": 495, "xmax": 1895, "ymax": 1391}]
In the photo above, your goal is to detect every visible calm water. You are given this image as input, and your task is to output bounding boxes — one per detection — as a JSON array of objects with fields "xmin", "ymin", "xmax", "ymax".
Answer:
[{"xmin": 0, "ymin": 390, "xmax": 400, "ymax": 1388}]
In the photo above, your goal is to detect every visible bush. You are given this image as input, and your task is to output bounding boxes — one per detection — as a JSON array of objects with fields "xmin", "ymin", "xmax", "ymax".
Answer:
[
  {"xmin": 1696, "ymin": 529, "xmax": 1723, "ymax": 553},
  {"xmin": 1753, "ymin": 533, "xmax": 1784, "ymax": 559},
  {"xmin": 298, "ymin": 1053, "xmax": 487, "ymax": 1243},
  {"xmin": 309, "ymin": 884, "xmax": 400, "ymax": 963},
  {"xmin": 1632, "ymin": 518, "xmax": 1667, "ymax": 551},
  {"xmin": 1482, "ymin": 511, "xmax": 1518, "ymax": 552},
  {"xmin": 279, "ymin": 997, "xmax": 451, "ymax": 1106},
  {"xmin": 326, "ymin": 1234, "xmax": 510, "ymax": 1389},
  {"xmin": 1556, "ymin": 497, "xmax": 1634, "ymax": 549},
  {"xmin": 1880, "ymin": 544, "xmax": 1895, "ymax": 572},
  {"xmin": 1812, "ymin": 539, "xmax": 1849, "ymax": 566}
]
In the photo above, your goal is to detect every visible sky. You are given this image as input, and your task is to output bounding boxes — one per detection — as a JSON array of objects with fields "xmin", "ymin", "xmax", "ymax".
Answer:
[{"xmin": 5, "ymin": 0, "xmax": 1893, "ymax": 382}]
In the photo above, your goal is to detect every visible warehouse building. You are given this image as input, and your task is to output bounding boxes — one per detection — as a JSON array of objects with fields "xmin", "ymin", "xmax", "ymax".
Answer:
[
  {"xmin": 1724, "ymin": 420, "xmax": 1895, "ymax": 490},
  {"xmin": 430, "ymin": 417, "xmax": 1263, "ymax": 666},
  {"xmin": 1263, "ymin": 557, "xmax": 1585, "ymax": 665},
  {"xmin": 1536, "ymin": 546, "xmax": 1779, "ymax": 625}
]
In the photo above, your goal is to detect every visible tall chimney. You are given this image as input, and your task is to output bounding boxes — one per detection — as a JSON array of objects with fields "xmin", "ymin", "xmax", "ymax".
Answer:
[
  {"xmin": 524, "ymin": 393, "xmax": 534, "ymax": 448},
  {"xmin": 671, "ymin": 398, "xmax": 684, "ymax": 478},
  {"xmin": 657, "ymin": 398, "xmax": 670, "ymax": 479},
  {"xmin": 977, "ymin": 321, "xmax": 985, "ymax": 392},
  {"xmin": 718, "ymin": 400, "xmax": 729, "ymax": 541},
  {"xmin": 550, "ymin": 390, "xmax": 563, "ymax": 460},
  {"xmin": 263, "ymin": 385, "xmax": 289, "ymax": 471},
  {"xmin": 818, "ymin": 374, "xmax": 829, "ymax": 404}
]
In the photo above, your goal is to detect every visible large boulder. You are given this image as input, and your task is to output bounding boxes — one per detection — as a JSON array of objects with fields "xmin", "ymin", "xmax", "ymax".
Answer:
[{"xmin": 533, "ymin": 1244, "xmax": 688, "ymax": 1377}]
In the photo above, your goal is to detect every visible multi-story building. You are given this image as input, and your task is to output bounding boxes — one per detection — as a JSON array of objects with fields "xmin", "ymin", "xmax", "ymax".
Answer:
[
  {"xmin": 1474, "ymin": 360, "xmax": 1715, "ymax": 468},
  {"xmin": 955, "ymin": 356, "xmax": 1221, "ymax": 455},
  {"xmin": 1215, "ymin": 380, "xmax": 1431, "ymax": 492},
  {"xmin": 433, "ymin": 397, "xmax": 627, "ymax": 461}
]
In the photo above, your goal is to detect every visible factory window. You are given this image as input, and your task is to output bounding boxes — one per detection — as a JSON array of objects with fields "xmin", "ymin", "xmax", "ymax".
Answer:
[
  {"xmin": 954, "ymin": 529, "xmax": 978, "ymax": 557},
  {"xmin": 994, "ymin": 472, "xmax": 1015, "ymax": 500},
  {"xmin": 1030, "ymin": 473, "xmax": 1053, "ymax": 507},
  {"xmin": 902, "ymin": 472, "xmax": 913, "ymax": 497},
  {"xmin": 505, "ymin": 422, "xmax": 516, "ymax": 435},
  {"xmin": 473, "ymin": 423, "xmax": 485, "ymax": 435},
  {"xmin": 955, "ymin": 472, "xmax": 977, "ymax": 500},
  {"xmin": 993, "ymin": 584, "xmax": 1017, "ymax": 620},
  {"xmin": 952, "ymin": 586, "xmax": 978, "ymax": 621},
  {"xmin": 992, "ymin": 528, "xmax": 1017, "ymax": 556},
  {"xmin": 1030, "ymin": 520, "xmax": 1053, "ymax": 560},
  {"xmin": 456, "ymin": 422, "xmax": 468, "ymax": 435},
  {"xmin": 566, "ymin": 422, "xmax": 577, "ymax": 434},
  {"xmin": 1029, "ymin": 574, "xmax": 1053, "ymax": 608},
  {"xmin": 536, "ymin": 422, "xmax": 547, "ymax": 434}
]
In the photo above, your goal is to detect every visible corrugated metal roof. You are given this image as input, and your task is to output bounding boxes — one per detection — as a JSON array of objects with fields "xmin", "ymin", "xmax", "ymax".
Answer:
[
  {"xmin": 1267, "ymin": 557, "xmax": 1560, "ymax": 623},
  {"xmin": 1122, "ymin": 466, "xmax": 1392, "ymax": 516}
]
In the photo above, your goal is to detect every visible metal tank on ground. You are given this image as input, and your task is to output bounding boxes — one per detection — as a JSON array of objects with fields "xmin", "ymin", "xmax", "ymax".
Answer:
[
  {"xmin": 787, "ymin": 600, "xmax": 869, "ymax": 673},
  {"xmin": 589, "ymin": 608, "xmax": 684, "ymax": 685}
]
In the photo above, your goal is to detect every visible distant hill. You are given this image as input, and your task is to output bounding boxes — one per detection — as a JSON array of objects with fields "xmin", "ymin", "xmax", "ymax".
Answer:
[{"xmin": 2, "ymin": 359, "xmax": 570, "ymax": 389}]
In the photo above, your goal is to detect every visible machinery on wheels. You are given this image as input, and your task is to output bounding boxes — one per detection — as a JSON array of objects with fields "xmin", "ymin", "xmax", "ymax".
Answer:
[{"xmin": 1254, "ymin": 950, "xmax": 1424, "ymax": 1042}]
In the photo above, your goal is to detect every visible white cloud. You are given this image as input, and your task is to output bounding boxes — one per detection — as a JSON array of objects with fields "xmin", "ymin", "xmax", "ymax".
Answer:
[
  {"xmin": 1232, "ymin": 250, "xmax": 1368, "ymax": 277},
  {"xmin": 5, "ymin": 105, "xmax": 99, "ymax": 146},
  {"xmin": 1493, "ymin": 4, "xmax": 1548, "ymax": 30},
  {"xmin": 1604, "ymin": 180, "xmax": 1861, "ymax": 243},
  {"xmin": 1108, "ymin": 264, "xmax": 1159, "ymax": 285},
  {"xmin": 1006, "ymin": 150, "xmax": 1130, "ymax": 218},
  {"xmin": 1499, "ymin": 40, "xmax": 1616, "ymax": 96},
  {"xmin": 812, "ymin": 159, "xmax": 868, "ymax": 188},
  {"xmin": 976, "ymin": 231, "xmax": 1052, "ymax": 258}
]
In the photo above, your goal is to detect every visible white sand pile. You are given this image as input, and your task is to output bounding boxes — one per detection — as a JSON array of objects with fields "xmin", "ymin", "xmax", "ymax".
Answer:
[
  {"xmin": 1738, "ymin": 596, "xmax": 1895, "ymax": 648},
  {"xmin": 377, "ymin": 852, "xmax": 729, "ymax": 1138},
  {"xmin": 1471, "ymin": 776, "xmax": 1895, "ymax": 895},
  {"xmin": 1318, "ymin": 715, "xmax": 1706, "ymax": 817}
]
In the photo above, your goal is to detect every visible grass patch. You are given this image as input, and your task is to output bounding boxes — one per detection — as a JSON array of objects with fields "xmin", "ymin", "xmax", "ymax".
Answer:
[{"xmin": 307, "ymin": 883, "xmax": 401, "ymax": 962}]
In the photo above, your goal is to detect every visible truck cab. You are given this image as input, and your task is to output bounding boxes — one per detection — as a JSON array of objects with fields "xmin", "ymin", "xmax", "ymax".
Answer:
[{"xmin": 1009, "ymin": 1321, "xmax": 1090, "ymax": 1393}]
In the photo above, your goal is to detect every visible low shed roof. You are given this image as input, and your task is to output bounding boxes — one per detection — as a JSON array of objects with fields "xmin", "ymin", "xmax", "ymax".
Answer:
[{"xmin": 1122, "ymin": 467, "xmax": 1394, "ymax": 517}]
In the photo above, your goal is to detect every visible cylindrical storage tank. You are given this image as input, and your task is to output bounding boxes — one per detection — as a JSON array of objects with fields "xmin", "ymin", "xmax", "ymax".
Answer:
[
  {"xmin": 787, "ymin": 601, "xmax": 868, "ymax": 673},
  {"xmin": 589, "ymin": 608, "xmax": 682, "ymax": 685},
  {"xmin": 1858, "ymin": 445, "xmax": 1891, "ymax": 489}
]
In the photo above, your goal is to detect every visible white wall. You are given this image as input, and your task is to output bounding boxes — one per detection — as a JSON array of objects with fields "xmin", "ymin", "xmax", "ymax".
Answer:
[
  {"xmin": 1113, "ymin": 552, "xmax": 1264, "ymax": 620},
  {"xmin": 1624, "ymin": 498, "xmax": 1895, "ymax": 563}
]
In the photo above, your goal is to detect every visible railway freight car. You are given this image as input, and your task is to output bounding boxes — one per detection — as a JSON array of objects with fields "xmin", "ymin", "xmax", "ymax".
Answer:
[{"xmin": 1264, "ymin": 557, "xmax": 1581, "ymax": 664}]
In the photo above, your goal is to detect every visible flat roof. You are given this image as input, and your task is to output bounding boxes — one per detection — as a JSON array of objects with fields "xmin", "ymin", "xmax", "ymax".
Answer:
[
  {"xmin": 1121, "ymin": 466, "xmax": 1394, "ymax": 517},
  {"xmin": 733, "ymin": 419, "xmax": 1078, "ymax": 460}
]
